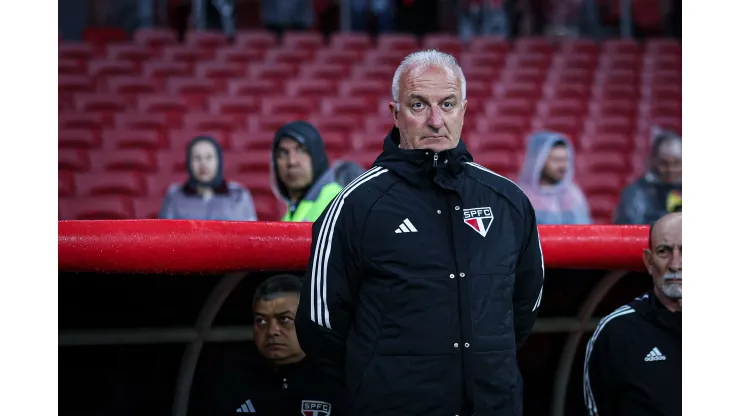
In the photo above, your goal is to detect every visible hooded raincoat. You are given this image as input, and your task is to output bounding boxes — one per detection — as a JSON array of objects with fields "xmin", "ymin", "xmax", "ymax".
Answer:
[
  {"xmin": 270, "ymin": 121, "xmax": 346, "ymax": 222},
  {"xmin": 159, "ymin": 136, "xmax": 258, "ymax": 221},
  {"xmin": 517, "ymin": 132, "xmax": 591, "ymax": 225}
]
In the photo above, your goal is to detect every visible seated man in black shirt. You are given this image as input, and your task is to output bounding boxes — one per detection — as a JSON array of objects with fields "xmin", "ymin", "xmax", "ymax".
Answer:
[{"xmin": 191, "ymin": 274, "xmax": 347, "ymax": 415}]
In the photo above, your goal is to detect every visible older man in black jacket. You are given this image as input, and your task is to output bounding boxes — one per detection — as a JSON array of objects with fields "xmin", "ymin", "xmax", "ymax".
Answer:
[{"xmin": 295, "ymin": 50, "xmax": 544, "ymax": 416}]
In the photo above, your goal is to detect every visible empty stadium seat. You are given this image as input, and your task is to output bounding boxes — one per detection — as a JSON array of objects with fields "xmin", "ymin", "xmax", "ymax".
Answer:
[
  {"xmin": 329, "ymin": 32, "xmax": 372, "ymax": 52},
  {"xmin": 228, "ymin": 152, "xmax": 272, "ymax": 173},
  {"xmin": 537, "ymin": 99, "xmax": 589, "ymax": 118},
  {"xmin": 90, "ymin": 149, "xmax": 158, "ymax": 172},
  {"xmin": 106, "ymin": 44, "xmax": 151, "ymax": 64},
  {"xmin": 167, "ymin": 77, "xmax": 217, "ymax": 108},
  {"xmin": 107, "ymin": 76, "xmax": 157, "ymax": 95},
  {"xmin": 59, "ymin": 196, "xmax": 134, "ymax": 220},
  {"xmin": 75, "ymin": 172, "xmax": 146, "ymax": 197},
  {"xmin": 232, "ymin": 130, "xmax": 273, "ymax": 151},
  {"xmin": 531, "ymin": 115, "xmax": 583, "ymax": 138},
  {"xmin": 134, "ymin": 197, "xmax": 163, "ymax": 219},
  {"xmin": 228, "ymin": 79, "xmax": 282, "ymax": 98},
  {"xmin": 264, "ymin": 49, "xmax": 314, "ymax": 68},
  {"xmin": 195, "ymin": 62, "xmax": 246, "ymax": 83},
  {"xmin": 156, "ymin": 150, "xmax": 187, "ymax": 173},
  {"xmin": 299, "ymin": 63, "xmax": 348, "ymax": 81},
  {"xmin": 214, "ymin": 47, "xmax": 263, "ymax": 64},
  {"xmin": 376, "ymin": 34, "xmax": 419, "ymax": 52},
  {"xmin": 422, "ymin": 34, "xmax": 463, "ymax": 57},
  {"xmin": 467, "ymin": 37, "xmax": 509, "ymax": 54},
  {"xmin": 514, "ymin": 37, "xmax": 555, "ymax": 55},
  {"xmin": 208, "ymin": 96, "xmax": 258, "ymax": 116},
  {"xmin": 185, "ymin": 30, "xmax": 228, "ymax": 49},
  {"xmin": 59, "ymin": 42, "xmax": 96, "ymax": 61},
  {"xmin": 59, "ymin": 149, "xmax": 90, "ymax": 171},
  {"xmin": 132, "ymin": 28, "xmax": 178, "ymax": 49},
  {"xmin": 59, "ymin": 59, "xmax": 83, "ymax": 76},
  {"xmin": 137, "ymin": 94, "xmax": 188, "ymax": 117},
  {"xmin": 560, "ymin": 39, "xmax": 600, "ymax": 56},
  {"xmin": 260, "ymin": 97, "xmax": 313, "ymax": 117},
  {"xmin": 147, "ymin": 173, "xmax": 188, "ymax": 198},
  {"xmin": 485, "ymin": 99, "xmax": 535, "ymax": 118},
  {"xmin": 285, "ymin": 80, "xmax": 336, "ymax": 99},
  {"xmin": 59, "ymin": 112, "xmax": 103, "ymax": 131},
  {"xmin": 578, "ymin": 133, "xmax": 632, "ymax": 153},
  {"xmin": 88, "ymin": 59, "xmax": 137, "ymax": 80},
  {"xmin": 59, "ymin": 170, "xmax": 75, "ymax": 198},
  {"xmin": 59, "ymin": 129, "xmax": 98, "ymax": 149},
  {"xmin": 313, "ymin": 49, "xmax": 363, "ymax": 67},
  {"xmin": 102, "ymin": 129, "xmax": 162, "ymax": 150},
  {"xmin": 579, "ymin": 172, "xmax": 623, "ymax": 195},
  {"xmin": 235, "ymin": 30, "xmax": 277, "ymax": 50},
  {"xmin": 182, "ymin": 114, "xmax": 239, "ymax": 141},
  {"xmin": 282, "ymin": 31, "xmax": 324, "ymax": 51}
]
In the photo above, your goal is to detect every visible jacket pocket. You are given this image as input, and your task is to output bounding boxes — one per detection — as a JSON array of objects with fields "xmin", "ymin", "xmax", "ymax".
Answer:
[
  {"xmin": 353, "ymin": 355, "xmax": 461, "ymax": 416},
  {"xmin": 472, "ymin": 350, "xmax": 522, "ymax": 414}
]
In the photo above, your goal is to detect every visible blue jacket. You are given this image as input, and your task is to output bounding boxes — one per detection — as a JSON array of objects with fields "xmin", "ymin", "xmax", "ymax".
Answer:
[{"xmin": 295, "ymin": 127, "xmax": 545, "ymax": 416}]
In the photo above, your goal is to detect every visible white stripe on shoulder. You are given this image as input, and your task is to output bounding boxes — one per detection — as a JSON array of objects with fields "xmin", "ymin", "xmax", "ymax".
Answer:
[
  {"xmin": 465, "ymin": 161, "xmax": 523, "ymax": 191},
  {"xmin": 310, "ymin": 166, "xmax": 388, "ymax": 329},
  {"xmin": 583, "ymin": 305, "xmax": 635, "ymax": 414}
]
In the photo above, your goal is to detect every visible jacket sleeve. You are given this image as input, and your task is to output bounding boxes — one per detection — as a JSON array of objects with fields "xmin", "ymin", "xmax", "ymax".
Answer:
[
  {"xmin": 158, "ymin": 187, "xmax": 176, "ymax": 219},
  {"xmin": 583, "ymin": 324, "xmax": 623, "ymax": 416},
  {"xmin": 238, "ymin": 189, "xmax": 258, "ymax": 221},
  {"xmin": 613, "ymin": 184, "xmax": 646, "ymax": 225},
  {"xmin": 512, "ymin": 201, "xmax": 545, "ymax": 348},
  {"xmin": 295, "ymin": 196, "xmax": 363, "ymax": 383}
]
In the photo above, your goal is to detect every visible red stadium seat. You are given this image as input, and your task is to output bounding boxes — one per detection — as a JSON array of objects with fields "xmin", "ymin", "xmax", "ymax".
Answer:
[
  {"xmin": 228, "ymin": 79, "xmax": 282, "ymax": 98},
  {"xmin": 460, "ymin": 52, "xmax": 507, "ymax": 71},
  {"xmin": 543, "ymin": 82, "xmax": 591, "ymax": 100},
  {"xmin": 587, "ymin": 195, "xmax": 618, "ymax": 224},
  {"xmin": 232, "ymin": 130, "xmax": 274, "ymax": 151},
  {"xmin": 208, "ymin": 96, "xmax": 258, "ymax": 116},
  {"xmin": 642, "ymin": 69, "xmax": 681, "ymax": 86},
  {"xmin": 156, "ymin": 150, "xmax": 187, "ymax": 173},
  {"xmin": 376, "ymin": 34, "xmax": 419, "ymax": 52},
  {"xmin": 594, "ymin": 69, "xmax": 639, "ymax": 86},
  {"xmin": 350, "ymin": 64, "xmax": 397, "ymax": 82},
  {"xmin": 298, "ymin": 64, "xmax": 349, "ymax": 81},
  {"xmin": 59, "ymin": 129, "xmax": 98, "ymax": 149},
  {"xmin": 136, "ymin": 94, "xmax": 188, "ymax": 116},
  {"xmin": 339, "ymin": 80, "xmax": 388, "ymax": 101},
  {"xmin": 282, "ymin": 31, "xmax": 324, "ymax": 51},
  {"xmin": 75, "ymin": 172, "xmax": 146, "ymax": 197},
  {"xmin": 101, "ymin": 129, "xmax": 162, "ymax": 150},
  {"xmin": 161, "ymin": 45, "xmax": 210, "ymax": 66},
  {"xmin": 578, "ymin": 172, "xmax": 624, "ymax": 195},
  {"xmin": 551, "ymin": 53, "xmax": 598, "ymax": 71},
  {"xmin": 90, "ymin": 149, "xmax": 157, "ymax": 172},
  {"xmin": 167, "ymin": 77, "xmax": 217, "ymax": 108},
  {"xmin": 285, "ymin": 80, "xmax": 336, "ymax": 99},
  {"xmin": 340, "ymin": 152, "xmax": 378, "ymax": 170},
  {"xmin": 59, "ymin": 42, "xmax": 96, "ymax": 61},
  {"xmin": 578, "ymin": 152, "xmax": 627, "ymax": 174},
  {"xmin": 474, "ymin": 115, "xmax": 530, "ymax": 135},
  {"xmin": 547, "ymin": 66, "xmax": 594, "ymax": 85},
  {"xmin": 645, "ymin": 39, "xmax": 681, "ymax": 56},
  {"xmin": 589, "ymin": 99, "xmax": 637, "ymax": 118},
  {"xmin": 560, "ymin": 39, "xmax": 600, "ymax": 56},
  {"xmin": 59, "ymin": 196, "xmax": 134, "ymax": 220},
  {"xmin": 59, "ymin": 112, "xmax": 103, "ymax": 131},
  {"xmin": 362, "ymin": 50, "xmax": 409, "ymax": 66},
  {"xmin": 250, "ymin": 63, "xmax": 295, "ymax": 82},
  {"xmin": 106, "ymin": 76, "xmax": 157, "ymax": 95},
  {"xmin": 59, "ymin": 170, "xmax": 75, "ymax": 197},
  {"xmin": 462, "ymin": 67, "xmax": 501, "ymax": 85},
  {"xmin": 59, "ymin": 59, "xmax": 83, "ymax": 76},
  {"xmin": 248, "ymin": 114, "xmax": 305, "ymax": 134},
  {"xmin": 228, "ymin": 152, "xmax": 272, "ymax": 173},
  {"xmin": 235, "ymin": 30, "xmax": 278, "ymax": 50},
  {"xmin": 598, "ymin": 54, "xmax": 641, "ymax": 71},
  {"xmin": 134, "ymin": 197, "xmax": 163, "ymax": 219},
  {"xmin": 485, "ymin": 98, "xmax": 536, "ymax": 118},
  {"xmin": 321, "ymin": 98, "xmax": 366, "ymax": 120},
  {"xmin": 185, "ymin": 30, "xmax": 228, "ymax": 49},
  {"xmin": 466, "ymin": 132, "xmax": 522, "ymax": 153},
  {"xmin": 75, "ymin": 93, "xmax": 128, "ymax": 113},
  {"xmin": 309, "ymin": 115, "xmax": 356, "ymax": 136},
  {"xmin": 260, "ymin": 97, "xmax": 313, "ymax": 117},
  {"xmin": 643, "ymin": 85, "xmax": 682, "ymax": 102},
  {"xmin": 59, "ymin": 75, "xmax": 94, "ymax": 95},
  {"xmin": 592, "ymin": 83, "xmax": 639, "ymax": 101},
  {"xmin": 422, "ymin": 34, "xmax": 463, "ymax": 57},
  {"xmin": 214, "ymin": 47, "xmax": 263, "ymax": 64},
  {"xmin": 505, "ymin": 52, "xmax": 551, "ymax": 70},
  {"xmin": 142, "ymin": 61, "xmax": 191, "ymax": 79},
  {"xmin": 195, "ymin": 62, "xmax": 245, "ymax": 81},
  {"xmin": 168, "ymin": 129, "xmax": 231, "ymax": 151},
  {"xmin": 106, "ymin": 44, "xmax": 151, "ymax": 64},
  {"xmin": 329, "ymin": 32, "xmax": 372, "ymax": 52},
  {"xmin": 578, "ymin": 133, "xmax": 632, "ymax": 153},
  {"xmin": 537, "ymin": 99, "xmax": 588, "ymax": 119},
  {"xmin": 531, "ymin": 116, "xmax": 583, "ymax": 138},
  {"xmin": 115, "ymin": 112, "xmax": 169, "ymax": 131},
  {"xmin": 467, "ymin": 37, "xmax": 510, "ymax": 54},
  {"xmin": 264, "ymin": 49, "xmax": 314, "ymax": 68},
  {"xmin": 253, "ymin": 194, "xmax": 283, "ymax": 222},
  {"xmin": 643, "ymin": 55, "xmax": 681, "ymax": 72},
  {"xmin": 147, "ymin": 173, "xmax": 187, "ymax": 199},
  {"xmin": 500, "ymin": 67, "xmax": 548, "ymax": 85},
  {"xmin": 639, "ymin": 101, "xmax": 681, "ymax": 119},
  {"xmin": 132, "ymin": 28, "xmax": 178, "ymax": 49},
  {"xmin": 602, "ymin": 39, "xmax": 641, "ymax": 56},
  {"xmin": 313, "ymin": 49, "xmax": 363, "ymax": 67},
  {"xmin": 350, "ymin": 133, "xmax": 384, "ymax": 154},
  {"xmin": 494, "ymin": 82, "xmax": 542, "ymax": 101},
  {"xmin": 181, "ymin": 113, "xmax": 240, "ymax": 139},
  {"xmin": 59, "ymin": 149, "xmax": 90, "ymax": 171},
  {"xmin": 87, "ymin": 59, "xmax": 137, "ymax": 80},
  {"xmin": 474, "ymin": 152, "xmax": 520, "ymax": 175},
  {"xmin": 514, "ymin": 37, "xmax": 554, "ymax": 55},
  {"xmin": 584, "ymin": 115, "xmax": 635, "ymax": 136}
]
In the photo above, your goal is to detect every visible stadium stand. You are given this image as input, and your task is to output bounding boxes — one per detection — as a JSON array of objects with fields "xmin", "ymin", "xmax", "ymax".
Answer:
[{"xmin": 58, "ymin": 29, "xmax": 681, "ymax": 223}]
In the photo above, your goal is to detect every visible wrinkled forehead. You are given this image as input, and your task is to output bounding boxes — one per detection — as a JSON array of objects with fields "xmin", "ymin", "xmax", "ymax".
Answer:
[
  {"xmin": 253, "ymin": 293, "xmax": 300, "ymax": 315},
  {"xmin": 400, "ymin": 65, "xmax": 462, "ymax": 100},
  {"xmin": 652, "ymin": 215, "xmax": 682, "ymax": 249}
]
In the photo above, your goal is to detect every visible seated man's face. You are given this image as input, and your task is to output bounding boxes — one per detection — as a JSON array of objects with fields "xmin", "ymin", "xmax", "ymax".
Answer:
[
  {"xmin": 253, "ymin": 293, "xmax": 305, "ymax": 365},
  {"xmin": 275, "ymin": 138, "xmax": 314, "ymax": 195},
  {"xmin": 541, "ymin": 145, "xmax": 569, "ymax": 185}
]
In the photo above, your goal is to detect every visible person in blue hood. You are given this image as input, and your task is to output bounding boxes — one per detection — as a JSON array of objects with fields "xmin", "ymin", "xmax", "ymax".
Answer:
[
  {"xmin": 517, "ymin": 131, "xmax": 591, "ymax": 224},
  {"xmin": 271, "ymin": 121, "xmax": 364, "ymax": 222}
]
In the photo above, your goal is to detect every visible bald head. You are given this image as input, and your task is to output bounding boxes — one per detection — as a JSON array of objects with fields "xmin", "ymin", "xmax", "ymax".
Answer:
[{"xmin": 644, "ymin": 212, "xmax": 682, "ymax": 307}]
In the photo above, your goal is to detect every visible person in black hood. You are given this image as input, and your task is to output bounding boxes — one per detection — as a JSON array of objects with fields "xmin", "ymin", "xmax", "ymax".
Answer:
[
  {"xmin": 190, "ymin": 274, "xmax": 348, "ymax": 416},
  {"xmin": 294, "ymin": 50, "xmax": 544, "ymax": 416},
  {"xmin": 584, "ymin": 212, "xmax": 681, "ymax": 415},
  {"xmin": 270, "ymin": 121, "xmax": 349, "ymax": 222}
]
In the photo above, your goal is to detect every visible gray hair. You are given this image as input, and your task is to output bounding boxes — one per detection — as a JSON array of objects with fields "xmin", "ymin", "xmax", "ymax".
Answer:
[{"xmin": 391, "ymin": 49, "xmax": 467, "ymax": 103}]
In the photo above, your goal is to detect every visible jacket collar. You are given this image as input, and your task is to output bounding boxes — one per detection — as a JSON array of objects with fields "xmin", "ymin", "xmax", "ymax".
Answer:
[{"xmin": 372, "ymin": 127, "xmax": 473, "ymax": 191}]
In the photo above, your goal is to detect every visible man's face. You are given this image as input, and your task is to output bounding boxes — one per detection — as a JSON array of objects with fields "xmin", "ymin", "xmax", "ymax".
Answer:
[
  {"xmin": 653, "ymin": 141, "xmax": 682, "ymax": 184},
  {"xmin": 275, "ymin": 137, "xmax": 313, "ymax": 195},
  {"xmin": 189, "ymin": 141, "xmax": 219, "ymax": 183},
  {"xmin": 643, "ymin": 214, "xmax": 682, "ymax": 300},
  {"xmin": 390, "ymin": 65, "xmax": 467, "ymax": 153},
  {"xmin": 541, "ymin": 145, "xmax": 569, "ymax": 185},
  {"xmin": 253, "ymin": 293, "xmax": 305, "ymax": 365}
]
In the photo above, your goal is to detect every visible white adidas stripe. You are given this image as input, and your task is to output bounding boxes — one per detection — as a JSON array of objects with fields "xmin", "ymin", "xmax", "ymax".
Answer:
[
  {"xmin": 583, "ymin": 305, "xmax": 635, "ymax": 415},
  {"xmin": 465, "ymin": 162, "xmax": 545, "ymax": 312},
  {"xmin": 310, "ymin": 166, "xmax": 388, "ymax": 329}
]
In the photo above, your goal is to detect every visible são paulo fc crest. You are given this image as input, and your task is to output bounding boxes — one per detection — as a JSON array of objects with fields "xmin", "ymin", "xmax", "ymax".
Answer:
[
  {"xmin": 301, "ymin": 400, "xmax": 332, "ymax": 416},
  {"xmin": 463, "ymin": 207, "xmax": 494, "ymax": 237}
]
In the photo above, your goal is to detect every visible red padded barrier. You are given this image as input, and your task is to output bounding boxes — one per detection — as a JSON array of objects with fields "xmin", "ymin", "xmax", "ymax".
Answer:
[{"xmin": 58, "ymin": 221, "xmax": 649, "ymax": 274}]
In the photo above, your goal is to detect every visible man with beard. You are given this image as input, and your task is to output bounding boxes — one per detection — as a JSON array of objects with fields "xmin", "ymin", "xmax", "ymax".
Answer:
[
  {"xmin": 517, "ymin": 132, "xmax": 591, "ymax": 224},
  {"xmin": 583, "ymin": 212, "xmax": 682, "ymax": 416}
]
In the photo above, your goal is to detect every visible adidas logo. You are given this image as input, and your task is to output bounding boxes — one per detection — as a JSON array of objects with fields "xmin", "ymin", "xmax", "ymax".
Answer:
[
  {"xmin": 236, "ymin": 399, "xmax": 256, "ymax": 413},
  {"xmin": 644, "ymin": 347, "xmax": 667, "ymax": 362},
  {"xmin": 394, "ymin": 218, "xmax": 418, "ymax": 234}
]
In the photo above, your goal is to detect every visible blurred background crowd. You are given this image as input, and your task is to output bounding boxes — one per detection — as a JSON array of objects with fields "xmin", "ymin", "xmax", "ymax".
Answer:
[{"xmin": 58, "ymin": 0, "xmax": 682, "ymax": 226}]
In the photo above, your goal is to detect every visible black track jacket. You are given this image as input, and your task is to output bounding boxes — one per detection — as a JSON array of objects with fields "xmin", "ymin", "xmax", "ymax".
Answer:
[
  {"xmin": 295, "ymin": 128, "xmax": 545, "ymax": 416},
  {"xmin": 583, "ymin": 292, "xmax": 682, "ymax": 416}
]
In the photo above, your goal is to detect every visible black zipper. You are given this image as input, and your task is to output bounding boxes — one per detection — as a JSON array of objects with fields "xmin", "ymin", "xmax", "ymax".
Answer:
[{"xmin": 433, "ymin": 153, "xmax": 439, "ymax": 168}]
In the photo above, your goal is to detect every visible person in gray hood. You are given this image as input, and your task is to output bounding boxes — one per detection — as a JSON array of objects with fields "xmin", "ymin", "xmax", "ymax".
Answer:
[
  {"xmin": 517, "ymin": 131, "xmax": 591, "ymax": 224},
  {"xmin": 271, "ymin": 121, "xmax": 364, "ymax": 222},
  {"xmin": 159, "ymin": 136, "xmax": 258, "ymax": 221},
  {"xmin": 614, "ymin": 129, "xmax": 682, "ymax": 225}
]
